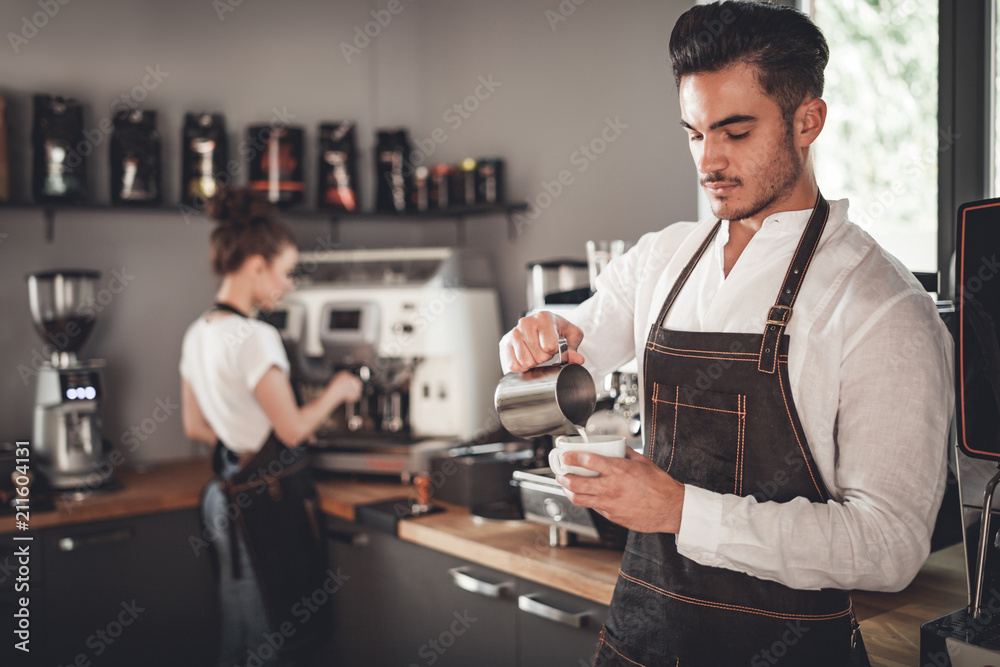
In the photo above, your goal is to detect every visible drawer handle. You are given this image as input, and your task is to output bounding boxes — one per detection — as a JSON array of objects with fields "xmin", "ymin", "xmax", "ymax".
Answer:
[
  {"xmin": 449, "ymin": 567, "xmax": 513, "ymax": 598},
  {"xmin": 58, "ymin": 528, "xmax": 134, "ymax": 552},
  {"xmin": 518, "ymin": 593, "xmax": 591, "ymax": 628}
]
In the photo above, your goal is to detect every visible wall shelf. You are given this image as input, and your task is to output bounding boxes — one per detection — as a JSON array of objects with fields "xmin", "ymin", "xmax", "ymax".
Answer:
[{"xmin": 0, "ymin": 201, "xmax": 529, "ymax": 244}]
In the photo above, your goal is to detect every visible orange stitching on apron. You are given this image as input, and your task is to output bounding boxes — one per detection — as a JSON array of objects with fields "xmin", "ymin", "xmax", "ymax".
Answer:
[
  {"xmin": 736, "ymin": 394, "xmax": 746, "ymax": 496},
  {"xmin": 735, "ymin": 394, "xmax": 745, "ymax": 496},
  {"xmin": 618, "ymin": 569, "xmax": 851, "ymax": 621},
  {"xmin": 651, "ymin": 399, "xmax": 744, "ymax": 416},
  {"xmin": 776, "ymin": 365, "xmax": 826, "ymax": 501},
  {"xmin": 646, "ymin": 344, "xmax": 788, "ymax": 364},
  {"xmin": 741, "ymin": 394, "xmax": 747, "ymax": 494},
  {"xmin": 600, "ymin": 630, "xmax": 649, "ymax": 667},
  {"xmin": 649, "ymin": 383, "xmax": 658, "ymax": 462},
  {"xmin": 649, "ymin": 341, "xmax": 761, "ymax": 357},
  {"xmin": 643, "ymin": 333, "xmax": 651, "ymax": 461},
  {"xmin": 596, "ymin": 626, "xmax": 607, "ymax": 660},
  {"xmin": 651, "ymin": 388, "xmax": 747, "ymax": 482},
  {"xmin": 665, "ymin": 386, "xmax": 678, "ymax": 473}
]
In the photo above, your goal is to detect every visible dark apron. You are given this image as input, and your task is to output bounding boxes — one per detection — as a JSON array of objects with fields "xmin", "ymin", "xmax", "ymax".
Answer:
[
  {"xmin": 594, "ymin": 195, "xmax": 869, "ymax": 667},
  {"xmin": 204, "ymin": 302, "xmax": 331, "ymax": 655}
]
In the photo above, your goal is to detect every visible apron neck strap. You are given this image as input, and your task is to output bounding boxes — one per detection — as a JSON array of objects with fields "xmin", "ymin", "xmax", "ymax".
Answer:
[
  {"xmin": 652, "ymin": 221, "xmax": 722, "ymax": 331},
  {"xmin": 212, "ymin": 301, "xmax": 249, "ymax": 318},
  {"xmin": 758, "ymin": 192, "xmax": 829, "ymax": 373},
  {"xmin": 646, "ymin": 192, "xmax": 830, "ymax": 373}
]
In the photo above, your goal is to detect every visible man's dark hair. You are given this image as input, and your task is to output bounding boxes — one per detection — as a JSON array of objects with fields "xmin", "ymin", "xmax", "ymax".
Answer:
[{"xmin": 669, "ymin": 1, "xmax": 829, "ymax": 124}]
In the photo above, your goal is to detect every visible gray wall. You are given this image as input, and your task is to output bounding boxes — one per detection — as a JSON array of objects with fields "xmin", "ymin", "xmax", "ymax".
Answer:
[{"xmin": 0, "ymin": 0, "xmax": 697, "ymax": 463}]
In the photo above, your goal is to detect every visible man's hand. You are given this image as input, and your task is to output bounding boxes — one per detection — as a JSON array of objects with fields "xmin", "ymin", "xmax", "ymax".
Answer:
[
  {"xmin": 500, "ymin": 311, "xmax": 586, "ymax": 373},
  {"xmin": 556, "ymin": 447, "xmax": 685, "ymax": 534}
]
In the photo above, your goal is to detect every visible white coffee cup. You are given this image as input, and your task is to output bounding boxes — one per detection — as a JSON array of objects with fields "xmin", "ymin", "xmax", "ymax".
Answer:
[{"xmin": 548, "ymin": 434, "xmax": 627, "ymax": 477}]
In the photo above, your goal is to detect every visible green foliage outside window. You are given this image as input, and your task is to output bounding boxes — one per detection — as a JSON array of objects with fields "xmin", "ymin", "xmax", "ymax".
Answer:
[{"xmin": 812, "ymin": 0, "xmax": 938, "ymax": 271}]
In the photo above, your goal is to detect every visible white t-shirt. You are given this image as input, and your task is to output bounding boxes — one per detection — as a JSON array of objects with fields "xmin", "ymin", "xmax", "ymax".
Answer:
[{"xmin": 180, "ymin": 313, "xmax": 290, "ymax": 454}]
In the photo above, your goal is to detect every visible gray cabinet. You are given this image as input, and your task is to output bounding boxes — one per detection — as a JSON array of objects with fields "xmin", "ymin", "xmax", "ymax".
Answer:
[
  {"xmin": 39, "ymin": 510, "xmax": 218, "ymax": 666},
  {"xmin": 320, "ymin": 517, "xmax": 609, "ymax": 667},
  {"xmin": 4, "ymin": 509, "xmax": 610, "ymax": 666},
  {"xmin": 516, "ymin": 580, "xmax": 608, "ymax": 667},
  {"xmin": 322, "ymin": 518, "xmax": 517, "ymax": 666}
]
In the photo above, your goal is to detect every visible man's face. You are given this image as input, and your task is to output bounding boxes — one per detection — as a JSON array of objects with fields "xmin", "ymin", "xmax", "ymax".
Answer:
[{"xmin": 679, "ymin": 64, "xmax": 804, "ymax": 222}]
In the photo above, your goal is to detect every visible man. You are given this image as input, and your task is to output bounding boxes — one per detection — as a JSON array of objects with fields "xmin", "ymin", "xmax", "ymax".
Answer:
[{"xmin": 500, "ymin": 2, "xmax": 953, "ymax": 665}]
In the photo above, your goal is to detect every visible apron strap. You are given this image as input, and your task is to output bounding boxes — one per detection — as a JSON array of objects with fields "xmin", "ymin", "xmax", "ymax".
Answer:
[
  {"xmin": 211, "ymin": 440, "xmax": 240, "ymax": 475},
  {"xmin": 206, "ymin": 302, "xmax": 256, "ymax": 581},
  {"xmin": 211, "ymin": 301, "xmax": 249, "ymax": 318},
  {"xmin": 757, "ymin": 193, "xmax": 830, "ymax": 373},
  {"xmin": 652, "ymin": 222, "xmax": 722, "ymax": 333},
  {"xmin": 646, "ymin": 192, "xmax": 830, "ymax": 373}
]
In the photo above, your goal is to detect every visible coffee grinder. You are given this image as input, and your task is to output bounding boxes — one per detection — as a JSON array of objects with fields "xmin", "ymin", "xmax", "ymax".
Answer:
[{"xmin": 26, "ymin": 270, "xmax": 116, "ymax": 491}]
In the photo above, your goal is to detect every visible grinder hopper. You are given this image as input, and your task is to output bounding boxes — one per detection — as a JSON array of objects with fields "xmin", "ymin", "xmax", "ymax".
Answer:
[{"xmin": 26, "ymin": 269, "xmax": 100, "ymax": 367}]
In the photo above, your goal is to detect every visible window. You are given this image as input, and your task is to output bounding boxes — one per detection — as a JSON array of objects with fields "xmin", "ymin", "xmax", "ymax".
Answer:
[{"xmin": 809, "ymin": 0, "xmax": 939, "ymax": 273}]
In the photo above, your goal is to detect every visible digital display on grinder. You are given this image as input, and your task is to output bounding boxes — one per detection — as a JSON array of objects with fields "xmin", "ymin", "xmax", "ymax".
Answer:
[
  {"xmin": 59, "ymin": 371, "xmax": 101, "ymax": 401},
  {"xmin": 328, "ymin": 310, "xmax": 362, "ymax": 330}
]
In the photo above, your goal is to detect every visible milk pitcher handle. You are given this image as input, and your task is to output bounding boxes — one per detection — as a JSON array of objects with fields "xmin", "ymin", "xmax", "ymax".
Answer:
[{"xmin": 536, "ymin": 338, "xmax": 569, "ymax": 368}]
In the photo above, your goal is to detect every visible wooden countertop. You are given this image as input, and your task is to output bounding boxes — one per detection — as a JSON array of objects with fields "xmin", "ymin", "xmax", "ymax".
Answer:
[
  {"xmin": 852, "ymin": 544, "xmax": 967, "ymax": 667},
  {"xmin": 0, "ymin": 459, "xmax": 970, "ymax": 666},
  {"xmin": 0, "ymin": 459, "xmax": 212, "ymax": 532},
  {"xmin": 399, "ymin": 504, "xmax": 623, "ymax": 605}
]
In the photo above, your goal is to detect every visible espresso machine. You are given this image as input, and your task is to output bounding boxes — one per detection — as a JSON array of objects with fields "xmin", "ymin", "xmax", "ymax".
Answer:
[
  {"xmin": 266, "ymin": 247, "xmax": 503, "ymax": 481},
  {"xmin": 26, "ymin": 270, "xmax": 116, "ymax": 491},
  {"xmin": 921, "ymin": 198, "xmax": 1000, "ymax": 664}
]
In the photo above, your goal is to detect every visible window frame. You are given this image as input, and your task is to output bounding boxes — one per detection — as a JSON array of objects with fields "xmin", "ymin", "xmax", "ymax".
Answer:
[{"xmin": 938, "ymin": 0, "xmax": 994, "ymax": 296}]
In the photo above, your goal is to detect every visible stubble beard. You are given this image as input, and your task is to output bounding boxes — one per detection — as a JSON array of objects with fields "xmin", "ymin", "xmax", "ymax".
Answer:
[{"xmin": 706, "ymin": 131, "xmax": 804, "ymax": 223}]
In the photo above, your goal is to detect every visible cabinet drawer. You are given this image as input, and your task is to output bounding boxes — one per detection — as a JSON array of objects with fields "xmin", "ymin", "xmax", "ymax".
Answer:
[
  {"xmin": 517, "ymin": 579, "xmax": 608, "ymax": 667},
  {"xmin": 42, "ymin": 510, "xmax": 217, "ymax": 666},
  {"xmin": 322, "ymin": 518, "xmax": 517, "ymax": 666}
]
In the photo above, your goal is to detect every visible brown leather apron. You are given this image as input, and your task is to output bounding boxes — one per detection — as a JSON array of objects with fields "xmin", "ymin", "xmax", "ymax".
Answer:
[{"xmin": 594, "ymin": 195, "xmax": 869, "ymax": 666}]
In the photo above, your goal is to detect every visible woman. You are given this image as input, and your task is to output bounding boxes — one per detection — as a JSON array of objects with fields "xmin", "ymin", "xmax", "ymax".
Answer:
[{"xmin": 179, "ymin": 187, "xmax": 361, "ymax": 666}]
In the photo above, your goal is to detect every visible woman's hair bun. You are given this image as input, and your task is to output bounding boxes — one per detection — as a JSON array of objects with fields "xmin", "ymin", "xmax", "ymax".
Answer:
[
  {"xmin": 206, "ymin": 187, "xmax": 274, "ymax": 231},
  {"xmin": 206, "ymin": 186, "xmax": 296, "ymax": 276}
]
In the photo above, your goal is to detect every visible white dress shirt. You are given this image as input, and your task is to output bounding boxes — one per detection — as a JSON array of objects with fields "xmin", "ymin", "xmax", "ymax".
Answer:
[{"xmin": 505, "ymin": 199, "xmax": 954, "ymax": 593}]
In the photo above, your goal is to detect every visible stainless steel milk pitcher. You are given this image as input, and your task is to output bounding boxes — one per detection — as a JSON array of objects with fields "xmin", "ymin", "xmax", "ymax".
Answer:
[{"xmin": 494, "ymin": 338, "xmax": 597, "ymax": 438}]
